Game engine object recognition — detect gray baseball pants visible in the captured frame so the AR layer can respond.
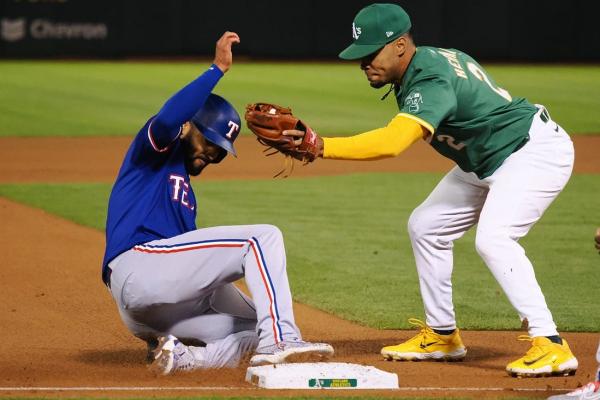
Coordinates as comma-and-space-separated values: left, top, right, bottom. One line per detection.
108, 224, 302, 367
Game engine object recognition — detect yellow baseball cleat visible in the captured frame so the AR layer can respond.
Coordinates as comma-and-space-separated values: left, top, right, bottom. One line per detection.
506, 335, 578, 378
381, 319, 467, 361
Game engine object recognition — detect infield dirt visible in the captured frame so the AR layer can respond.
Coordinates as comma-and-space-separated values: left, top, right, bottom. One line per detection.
1, 136, 599, 398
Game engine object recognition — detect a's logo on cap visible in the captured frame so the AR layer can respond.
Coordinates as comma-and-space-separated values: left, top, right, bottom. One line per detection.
386, 31, 394, 38
352, 22, 362, 40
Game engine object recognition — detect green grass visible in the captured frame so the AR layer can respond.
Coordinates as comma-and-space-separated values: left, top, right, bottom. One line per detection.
1, 61, 599, 136
486, 65, 600, 133
1, 173, 598, 331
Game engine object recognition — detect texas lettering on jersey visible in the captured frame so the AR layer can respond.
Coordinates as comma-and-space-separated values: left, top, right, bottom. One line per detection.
169, 174, 195, 211
102, 64, 226, 285
102, 124, 199, 274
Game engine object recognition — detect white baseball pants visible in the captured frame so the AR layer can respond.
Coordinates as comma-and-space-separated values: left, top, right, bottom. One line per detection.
409, 107, 574, 337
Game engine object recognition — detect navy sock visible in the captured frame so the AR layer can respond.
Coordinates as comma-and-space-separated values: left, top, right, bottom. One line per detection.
433, 328, 456, 335
546, 335, 563, 345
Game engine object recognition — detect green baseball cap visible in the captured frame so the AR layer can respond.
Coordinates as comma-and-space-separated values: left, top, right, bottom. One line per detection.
339, 3, 412, 60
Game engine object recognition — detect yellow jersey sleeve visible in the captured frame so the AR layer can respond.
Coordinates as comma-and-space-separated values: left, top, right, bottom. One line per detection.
322, 114, 429, 160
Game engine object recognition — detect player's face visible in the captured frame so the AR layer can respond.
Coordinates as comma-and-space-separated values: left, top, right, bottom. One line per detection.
181, 122, 226, 176
360, 38, 407, 88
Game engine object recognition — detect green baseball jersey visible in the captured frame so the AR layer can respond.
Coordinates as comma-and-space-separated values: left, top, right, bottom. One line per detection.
394, 46, 537, 179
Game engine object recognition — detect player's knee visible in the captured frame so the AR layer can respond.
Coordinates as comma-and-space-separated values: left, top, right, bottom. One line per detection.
264, 224, 283, 239
253, 224, 284, 243
474, 233, 492, 258
407, 208, 435, 241
474, 227, 508, 258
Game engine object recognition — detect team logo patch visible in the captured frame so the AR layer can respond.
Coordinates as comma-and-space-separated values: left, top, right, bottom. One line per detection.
405, 91, 423, 113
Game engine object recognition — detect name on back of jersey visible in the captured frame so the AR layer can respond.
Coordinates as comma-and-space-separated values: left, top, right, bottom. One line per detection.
436, 48, 467, 79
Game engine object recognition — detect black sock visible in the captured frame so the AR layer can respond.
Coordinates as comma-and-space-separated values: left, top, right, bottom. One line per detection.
546, 335, 562, 345
433, 328, 456, 335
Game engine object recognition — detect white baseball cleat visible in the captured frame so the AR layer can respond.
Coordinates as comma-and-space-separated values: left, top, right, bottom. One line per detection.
249, 340, 334, 366
149, 335, 203, 375
547, 381, 600, 400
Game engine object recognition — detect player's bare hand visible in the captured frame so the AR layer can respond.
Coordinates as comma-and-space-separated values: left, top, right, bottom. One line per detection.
283, 129, 324, 157
595, 227, 600, 253
213, 31, 240, 74
283, 129, 305, 146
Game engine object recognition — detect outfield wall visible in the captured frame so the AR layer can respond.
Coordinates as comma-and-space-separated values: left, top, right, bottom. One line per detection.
1, 0, 599, 61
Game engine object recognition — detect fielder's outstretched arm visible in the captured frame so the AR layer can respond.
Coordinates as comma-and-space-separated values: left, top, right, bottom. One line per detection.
322, 114, 430, 160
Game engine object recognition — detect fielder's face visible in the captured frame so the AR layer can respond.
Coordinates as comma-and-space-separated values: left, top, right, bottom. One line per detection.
181, 122, 226, 176
360, 37, 409, 88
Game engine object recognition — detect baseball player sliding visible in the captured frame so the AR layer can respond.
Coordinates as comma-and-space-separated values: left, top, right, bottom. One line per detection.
278, 3, 577, 377
102, 31, 333, 374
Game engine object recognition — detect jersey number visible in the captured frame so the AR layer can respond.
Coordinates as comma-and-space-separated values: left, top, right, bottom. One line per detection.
466, 62, 512, 102
435, 61, 511, 152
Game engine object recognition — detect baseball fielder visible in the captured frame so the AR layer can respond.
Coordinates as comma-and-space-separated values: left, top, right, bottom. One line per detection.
548, 228, 600, 399
102, 31, 332, 374
284, 3, 576, 377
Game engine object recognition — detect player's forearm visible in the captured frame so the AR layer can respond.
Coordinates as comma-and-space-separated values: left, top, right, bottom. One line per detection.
322, 115, 427, 160
152, 65, 224, 145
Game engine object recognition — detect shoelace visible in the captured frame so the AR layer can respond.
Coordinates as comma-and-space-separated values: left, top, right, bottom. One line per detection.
517, 334, 534, 342
406, 318, 436, 343
516, 335, 554, 360
408, 318, 428, 328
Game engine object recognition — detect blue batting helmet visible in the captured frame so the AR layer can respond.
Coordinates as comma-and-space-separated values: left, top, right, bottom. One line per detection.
191, 94, 241, 156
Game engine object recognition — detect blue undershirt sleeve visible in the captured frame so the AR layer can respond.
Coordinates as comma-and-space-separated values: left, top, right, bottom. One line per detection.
148, 64, 224, 151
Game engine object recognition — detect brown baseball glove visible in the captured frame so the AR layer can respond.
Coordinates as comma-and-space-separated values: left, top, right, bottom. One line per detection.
244, 103, 321, 164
